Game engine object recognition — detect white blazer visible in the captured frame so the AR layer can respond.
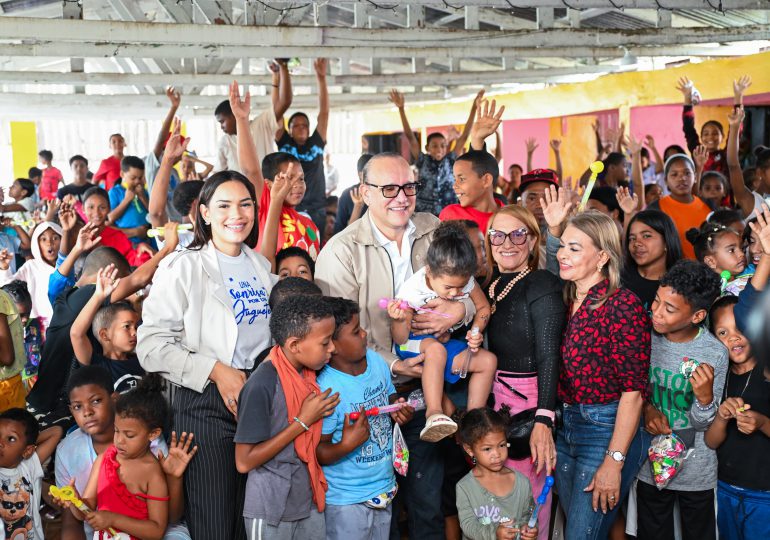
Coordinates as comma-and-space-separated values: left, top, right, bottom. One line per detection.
137, 240, 276, 393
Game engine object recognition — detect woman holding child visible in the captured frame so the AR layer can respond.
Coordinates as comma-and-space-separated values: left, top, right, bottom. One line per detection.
138, 171, 276, 540
541, 186, 651, 540
484, 204, 565, 539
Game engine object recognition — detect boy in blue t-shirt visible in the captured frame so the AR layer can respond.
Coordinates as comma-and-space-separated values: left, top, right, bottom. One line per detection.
317, 298, 414, 540
108, 155, 150, 244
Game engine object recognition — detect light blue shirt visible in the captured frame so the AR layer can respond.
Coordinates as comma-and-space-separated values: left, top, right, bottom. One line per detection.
108, 183, 150, 232
318, 349, 397, 505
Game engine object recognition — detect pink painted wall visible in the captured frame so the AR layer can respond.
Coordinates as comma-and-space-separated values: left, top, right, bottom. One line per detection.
629, 105, 688, 155
501, 118, 550, 172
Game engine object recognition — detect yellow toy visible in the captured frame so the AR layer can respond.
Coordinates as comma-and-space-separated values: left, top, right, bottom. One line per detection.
578, 161, 605, 211
49, 485, 120, 538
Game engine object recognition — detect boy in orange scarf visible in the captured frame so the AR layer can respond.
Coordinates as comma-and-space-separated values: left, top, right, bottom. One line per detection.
235, 294, 340, 539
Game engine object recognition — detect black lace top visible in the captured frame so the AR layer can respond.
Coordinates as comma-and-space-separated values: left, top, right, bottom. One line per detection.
486, 269, 566, 412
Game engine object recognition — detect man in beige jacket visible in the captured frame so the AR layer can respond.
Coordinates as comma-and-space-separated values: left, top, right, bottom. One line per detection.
315, 152, 474, 539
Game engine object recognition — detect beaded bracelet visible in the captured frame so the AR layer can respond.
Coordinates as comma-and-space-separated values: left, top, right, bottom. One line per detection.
293, 416, 310, 431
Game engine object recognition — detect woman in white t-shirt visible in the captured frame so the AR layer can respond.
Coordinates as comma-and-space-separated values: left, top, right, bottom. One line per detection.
137, 171, 277, 540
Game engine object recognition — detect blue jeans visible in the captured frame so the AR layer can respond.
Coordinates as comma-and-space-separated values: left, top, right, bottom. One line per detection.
389, 407, 445, 540
717, 480, 770, 540
555, 401, 648, 540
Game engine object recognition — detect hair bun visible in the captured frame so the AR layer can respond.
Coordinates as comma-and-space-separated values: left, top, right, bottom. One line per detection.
433, 221, 468, 242
754, 145, 770, 158
135, 373, 166, 395
685, 227, 701, 247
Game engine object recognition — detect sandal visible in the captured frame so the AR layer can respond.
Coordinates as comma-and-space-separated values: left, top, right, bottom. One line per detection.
420, 413, 458, 442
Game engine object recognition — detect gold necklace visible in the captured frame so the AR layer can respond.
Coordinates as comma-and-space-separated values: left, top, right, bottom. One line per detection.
489, 268, 530, 314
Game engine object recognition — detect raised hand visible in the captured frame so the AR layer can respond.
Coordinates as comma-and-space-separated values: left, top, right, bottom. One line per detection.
733, 75, 752, 100
350, 185, 363, 207
135, 243, 155, 258
728, 106, 745, 128
549, 139, 562, 153
298, 388, 341, 426
525, 137, 539, 155
271, 166, 293, 205
388, 89, 405, 109
539, 184, 573, 233
644, 134, 657, 150
94, 264, 120, 300
58, 202, 77, 231
75, 222, 102, 252
627, 134, 643, 155
158, 431, 198, 479
228, 80, 251, 121
676, 76, 694, 103
164, 117, 190, 164
748, 204, 770, 255
615, 186, 639, 216
314, 58, 328, 78
166, 86, 181, 109
693, 144, 708, 170
471, 98, 505, 142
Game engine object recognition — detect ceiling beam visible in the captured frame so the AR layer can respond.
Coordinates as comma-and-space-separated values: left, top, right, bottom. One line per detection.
332, 0, 770, 7
1, 17, 767, 59
0, 64, 626, 87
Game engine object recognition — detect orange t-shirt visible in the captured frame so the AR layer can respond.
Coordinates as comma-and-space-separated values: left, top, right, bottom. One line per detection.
656, 195, 711, 260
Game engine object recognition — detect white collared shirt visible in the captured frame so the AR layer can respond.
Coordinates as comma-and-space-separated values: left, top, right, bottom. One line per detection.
369, 213, 417, 290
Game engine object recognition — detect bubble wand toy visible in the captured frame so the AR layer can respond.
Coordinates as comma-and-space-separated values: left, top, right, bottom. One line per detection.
455, 326, 480, 379
378, 298, 451, 318
49, 485, 119, 538
515, 475, 555, 539
349, 389, 425, 420
578, 161, 605, 211
147, 223, 193, 238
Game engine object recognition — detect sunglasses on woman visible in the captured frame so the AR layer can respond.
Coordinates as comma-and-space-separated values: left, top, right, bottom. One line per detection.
488, 228, 529, 246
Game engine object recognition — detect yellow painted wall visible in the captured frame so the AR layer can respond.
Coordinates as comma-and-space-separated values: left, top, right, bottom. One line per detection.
10, 122, 37, 179
366, 51, 770, 131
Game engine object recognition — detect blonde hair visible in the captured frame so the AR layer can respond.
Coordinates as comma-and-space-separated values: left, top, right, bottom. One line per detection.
484, 205, 541, 285
563, 210, 622, 309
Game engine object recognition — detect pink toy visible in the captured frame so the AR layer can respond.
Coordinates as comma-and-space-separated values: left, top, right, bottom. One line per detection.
350, 390, 425, 420
378, 298, 450, 318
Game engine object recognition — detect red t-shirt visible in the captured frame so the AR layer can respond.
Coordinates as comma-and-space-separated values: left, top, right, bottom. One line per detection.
39, 167, 63, 200
100, 226, 152, 267
257, 186, 320, 260
655, 195, 711, 260
94, 156, 122, 191
438, 199, 503, 233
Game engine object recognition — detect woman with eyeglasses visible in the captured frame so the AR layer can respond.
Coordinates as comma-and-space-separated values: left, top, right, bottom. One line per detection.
483, 204, 566, 540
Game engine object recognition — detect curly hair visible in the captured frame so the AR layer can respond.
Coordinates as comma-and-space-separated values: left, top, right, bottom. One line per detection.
269, 294, 334, 346
659, 260, 721, 312
325, 297, 360, 340
115, 374, 168, 432
685, 221, 741, 263
458, 407, 508, 447
426, 221, 478, 280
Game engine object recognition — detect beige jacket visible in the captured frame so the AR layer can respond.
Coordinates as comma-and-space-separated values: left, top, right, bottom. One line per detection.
137, 241, 276, 393
315, 211, 474, 383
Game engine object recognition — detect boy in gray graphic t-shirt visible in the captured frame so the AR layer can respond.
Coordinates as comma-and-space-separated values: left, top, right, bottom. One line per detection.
636, 261, 728, 539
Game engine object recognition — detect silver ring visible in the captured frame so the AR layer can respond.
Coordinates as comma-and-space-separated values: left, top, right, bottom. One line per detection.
609, 496, 616, 501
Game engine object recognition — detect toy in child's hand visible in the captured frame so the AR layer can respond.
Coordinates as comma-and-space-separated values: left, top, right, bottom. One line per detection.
350, 389, 425, 420
720, 270, 731, 292
147, 223, 193, 238
648, 433, 691, 490
378, 298, 451, 318
527, 475, 554, 529
679, 357, 700, 379
578, 161, 605, 211
49, 485, 120, 538
455, 326, 480, 379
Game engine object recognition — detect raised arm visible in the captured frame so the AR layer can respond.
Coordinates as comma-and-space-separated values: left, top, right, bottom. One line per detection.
149, 118, 188, 227
470, 98, 505, 151
645, 135, 664, 175
259, 167, 293, 270
231, 81, 266, 201
525, 138, 538, 172
677, 76, 700, 153
727, 107, 755, 216
389, 89, 419, 161
628, 135, 645, 212
111, 222, 179, 301
550, 139, 563, 184
152, 87, 181, 160
692, 145, 707, 197
70, 266, 120, 365
274, 60, 293, 122
453, 90, 483, 154
314, 58, 329, 142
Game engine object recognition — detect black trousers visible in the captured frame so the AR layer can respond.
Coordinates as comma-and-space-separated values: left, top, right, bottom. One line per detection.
636, 479, 716, 540
174, 384, 247, 540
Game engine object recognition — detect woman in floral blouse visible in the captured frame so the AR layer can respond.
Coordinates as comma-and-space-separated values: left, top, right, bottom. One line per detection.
541, 186, 651, 540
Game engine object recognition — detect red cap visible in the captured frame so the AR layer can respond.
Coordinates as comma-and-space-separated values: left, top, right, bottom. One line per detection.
519, 169, 559, 192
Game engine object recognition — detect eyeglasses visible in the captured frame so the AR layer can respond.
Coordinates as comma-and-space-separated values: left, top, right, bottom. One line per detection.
488, 228, 529, 246
363, 182, 421, 198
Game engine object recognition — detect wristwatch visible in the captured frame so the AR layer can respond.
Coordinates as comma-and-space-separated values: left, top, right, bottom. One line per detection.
605, 449, 626, 462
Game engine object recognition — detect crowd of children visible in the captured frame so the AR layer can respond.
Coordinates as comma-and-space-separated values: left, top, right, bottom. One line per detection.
1, 68, 769, 540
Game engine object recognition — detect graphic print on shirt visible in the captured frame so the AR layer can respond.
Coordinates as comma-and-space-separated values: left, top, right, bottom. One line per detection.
649, 360, 695, 429
348, 380, 392, 465
227, 276, 270, 325
474, 503, 503, 526
0, 476, 33, 540
280, 211, 319, 260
